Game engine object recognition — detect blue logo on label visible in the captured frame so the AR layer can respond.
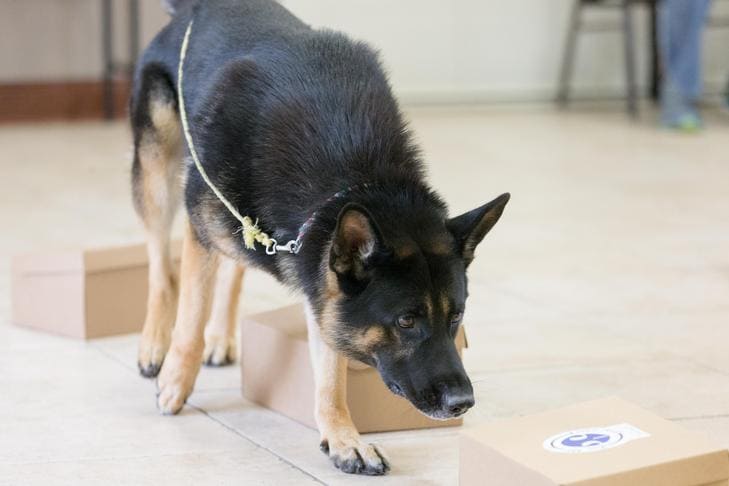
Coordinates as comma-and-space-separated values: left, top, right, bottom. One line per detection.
543, 424, 648, 454
559, 433, 618, 449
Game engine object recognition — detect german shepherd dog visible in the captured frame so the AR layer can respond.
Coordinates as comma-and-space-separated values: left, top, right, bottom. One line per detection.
131, 0, 509, 475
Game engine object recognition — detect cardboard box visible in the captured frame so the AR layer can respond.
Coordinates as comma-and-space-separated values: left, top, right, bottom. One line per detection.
11, 242, 179, 339
241, 304, 467, 433
460, 397, 729, 486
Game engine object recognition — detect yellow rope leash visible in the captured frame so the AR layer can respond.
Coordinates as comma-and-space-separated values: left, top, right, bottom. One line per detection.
177, 21, 273, 251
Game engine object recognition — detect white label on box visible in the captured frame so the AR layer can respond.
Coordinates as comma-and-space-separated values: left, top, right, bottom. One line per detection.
543, 423, 650, 454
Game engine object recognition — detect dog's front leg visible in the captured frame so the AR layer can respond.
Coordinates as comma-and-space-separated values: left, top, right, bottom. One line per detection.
305, 302, 390, 475
156, 222, 219, 414
203, 256, 244, 366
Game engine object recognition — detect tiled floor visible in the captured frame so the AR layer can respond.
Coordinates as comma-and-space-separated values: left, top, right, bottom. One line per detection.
1, 105, 728, 485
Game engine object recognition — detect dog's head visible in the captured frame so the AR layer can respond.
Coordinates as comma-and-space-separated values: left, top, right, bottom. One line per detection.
322, 192, 510, 420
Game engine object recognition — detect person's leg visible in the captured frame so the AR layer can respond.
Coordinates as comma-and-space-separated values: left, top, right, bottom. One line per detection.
659, 0, 712, 128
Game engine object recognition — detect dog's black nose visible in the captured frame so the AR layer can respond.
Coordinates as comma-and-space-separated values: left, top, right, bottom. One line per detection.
444, 392, 475, 416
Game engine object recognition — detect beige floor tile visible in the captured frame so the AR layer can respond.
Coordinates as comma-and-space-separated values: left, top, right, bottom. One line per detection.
467, 355, 729, 426
0, 450, 320, 486
92, 333, 242, 393
0, 346, 318, 484
0, 347, 232, 463
0, 319, 88, 351
589, 311, 729, 374
188, 390, 461, 486
462, 314, 648, 374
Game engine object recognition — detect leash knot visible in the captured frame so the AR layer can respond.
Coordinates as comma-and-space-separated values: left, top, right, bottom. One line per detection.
241, 217, 273, 251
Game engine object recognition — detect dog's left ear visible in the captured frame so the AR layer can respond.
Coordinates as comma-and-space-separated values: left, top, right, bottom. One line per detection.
447, 193, 510, 266
330, 203, 385, 283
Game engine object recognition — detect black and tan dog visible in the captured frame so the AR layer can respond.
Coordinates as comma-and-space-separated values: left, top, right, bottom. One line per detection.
131, 0, 509, 475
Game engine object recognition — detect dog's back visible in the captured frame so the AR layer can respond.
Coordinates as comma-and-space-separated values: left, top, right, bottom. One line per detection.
134, 0, 427, 273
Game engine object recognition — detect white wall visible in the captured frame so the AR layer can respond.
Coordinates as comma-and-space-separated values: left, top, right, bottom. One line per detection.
284, 0, 729, 103
0, 0, 168, 82
2, 0, 728, 103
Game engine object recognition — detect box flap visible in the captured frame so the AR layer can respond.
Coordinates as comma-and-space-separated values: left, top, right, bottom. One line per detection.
462, 397, 729, 486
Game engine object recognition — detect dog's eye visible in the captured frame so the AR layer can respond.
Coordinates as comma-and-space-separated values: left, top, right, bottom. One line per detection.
450, 312, 463, 325
397, 314, 416, 329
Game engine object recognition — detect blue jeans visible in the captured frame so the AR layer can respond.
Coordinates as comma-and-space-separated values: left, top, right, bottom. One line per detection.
658, 0, 712, 122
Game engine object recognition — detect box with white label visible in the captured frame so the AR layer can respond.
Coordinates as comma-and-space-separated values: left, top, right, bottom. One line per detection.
460, 397, 729, 485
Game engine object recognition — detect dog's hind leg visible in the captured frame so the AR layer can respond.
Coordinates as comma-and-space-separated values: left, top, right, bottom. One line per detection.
157, 221, 219, 414
305, 301, 390, 476
131, 64, 183, 378
203, 256, 245, 366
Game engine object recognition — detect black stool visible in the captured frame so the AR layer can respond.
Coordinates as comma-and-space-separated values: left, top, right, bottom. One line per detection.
556, 0, 659, 117
100, 0, 141, 120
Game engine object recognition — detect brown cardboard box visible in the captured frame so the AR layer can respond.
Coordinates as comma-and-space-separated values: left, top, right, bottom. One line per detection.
241, 303, 467, 433
460, 397, 729, 486
11, 242, 179, 339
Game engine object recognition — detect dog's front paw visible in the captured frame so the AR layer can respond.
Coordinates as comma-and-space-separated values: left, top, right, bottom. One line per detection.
155, 346, 201, 415
138, 331, 170, 378
320, 435, 390, 475
203, 333, 236, 367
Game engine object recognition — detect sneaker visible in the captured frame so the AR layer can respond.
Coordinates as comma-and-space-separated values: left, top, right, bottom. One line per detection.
662, 112, 702, 132
661, 83, 702, 131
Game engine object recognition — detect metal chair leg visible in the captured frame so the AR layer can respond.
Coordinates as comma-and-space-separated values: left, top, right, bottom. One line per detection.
101, 0, 114, 120
622, 0, 639, 117
129, 0, 140, 75
557, 0, 583, 107
648, 0, 660, 102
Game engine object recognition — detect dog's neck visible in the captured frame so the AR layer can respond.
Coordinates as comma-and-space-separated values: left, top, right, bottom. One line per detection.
293, 182, 374, 251
289, 177, 447, 302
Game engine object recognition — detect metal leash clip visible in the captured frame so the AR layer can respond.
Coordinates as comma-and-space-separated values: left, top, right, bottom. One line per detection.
265, 238, 302, 255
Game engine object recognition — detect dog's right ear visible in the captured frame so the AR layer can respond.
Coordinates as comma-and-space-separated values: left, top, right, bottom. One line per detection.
330, 203, 384, 284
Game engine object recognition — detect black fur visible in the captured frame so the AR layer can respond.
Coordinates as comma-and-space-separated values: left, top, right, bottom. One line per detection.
134, 0, 436, 290
132, 0, 509, 428
162, 0, 193, 15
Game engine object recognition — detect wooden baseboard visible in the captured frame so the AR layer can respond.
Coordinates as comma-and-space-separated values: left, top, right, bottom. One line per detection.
0, 79, 131, 123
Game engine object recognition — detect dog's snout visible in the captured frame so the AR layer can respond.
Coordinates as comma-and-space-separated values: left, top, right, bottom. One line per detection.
443, 391, 474, 417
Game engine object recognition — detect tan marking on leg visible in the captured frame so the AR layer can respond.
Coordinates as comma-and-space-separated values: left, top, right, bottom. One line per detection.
191, 193, 244, 259
304, 300, 389, 475
135, 99, 184, 378
150, 99, 182, 148
204, 256, 244, 366
156, 222, 219, 414
319, 254, 345, 348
